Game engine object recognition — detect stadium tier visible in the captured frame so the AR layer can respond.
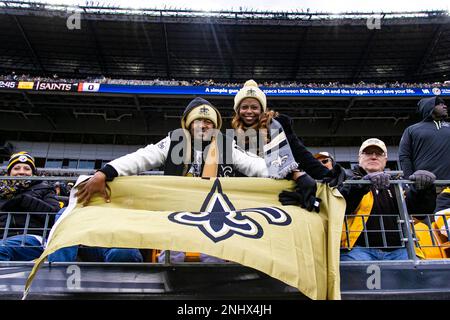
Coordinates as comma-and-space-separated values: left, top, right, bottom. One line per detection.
0, 1, 448, 150
0, 81, 445, 159
0, 1, 449, 82
1, 78, 450, 97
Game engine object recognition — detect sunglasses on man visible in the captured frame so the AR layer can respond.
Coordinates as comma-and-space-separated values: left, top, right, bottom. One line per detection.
320, 158, 331, 164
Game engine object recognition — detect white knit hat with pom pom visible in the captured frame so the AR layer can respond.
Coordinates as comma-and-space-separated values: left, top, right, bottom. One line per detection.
233, 79, 267, 113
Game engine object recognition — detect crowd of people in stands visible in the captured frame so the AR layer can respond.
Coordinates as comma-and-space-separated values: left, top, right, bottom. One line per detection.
0, 79, 448, 263
1, 73, 449, 88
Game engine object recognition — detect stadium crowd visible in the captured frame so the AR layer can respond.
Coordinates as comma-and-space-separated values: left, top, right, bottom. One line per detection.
1, 73, 449, 88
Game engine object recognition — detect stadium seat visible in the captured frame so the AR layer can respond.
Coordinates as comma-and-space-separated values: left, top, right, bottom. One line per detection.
185, 252, 201, 262
414, 221, 450, 259
150, 249, 160, 263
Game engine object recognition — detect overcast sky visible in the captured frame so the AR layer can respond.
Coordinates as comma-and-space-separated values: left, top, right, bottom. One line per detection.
39, 0, 450, 12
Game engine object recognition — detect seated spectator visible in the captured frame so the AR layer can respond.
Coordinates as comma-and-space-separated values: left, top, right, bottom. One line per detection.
66, 182, 74, 193
52, 181, 70, 208
53, 182, 62, 196
339, 138, 436, 261
313, 152, 335, 170
0, 152, 60, 261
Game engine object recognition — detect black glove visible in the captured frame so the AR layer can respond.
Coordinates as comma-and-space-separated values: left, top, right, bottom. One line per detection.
322, 164, 347, 187
274, 114, 294, 135
409, 170, 436, 190
20, 194, 54, 212
279, 173, 321, 212
363, 171, 390, 189
1, 194, 25, 211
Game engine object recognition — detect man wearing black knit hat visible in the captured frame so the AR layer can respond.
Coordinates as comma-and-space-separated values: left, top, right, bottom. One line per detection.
399, 97, 450, 179
399, 97, 449, 182
399, 96, 450, 239
77, 97, 268, 206
51, 97, 269, 263
6, 151, 37, 176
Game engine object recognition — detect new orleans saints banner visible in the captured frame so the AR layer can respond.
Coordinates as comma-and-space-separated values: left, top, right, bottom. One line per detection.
25, 176, 345, 300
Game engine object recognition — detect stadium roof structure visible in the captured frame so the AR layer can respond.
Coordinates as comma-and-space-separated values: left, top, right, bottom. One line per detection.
0, 1, 449, 148
0, 1, 450, 83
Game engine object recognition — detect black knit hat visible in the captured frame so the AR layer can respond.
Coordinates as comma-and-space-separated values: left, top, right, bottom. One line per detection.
7, 151, 37, 175
180, 97, 222, 130
435, 97, 445, 106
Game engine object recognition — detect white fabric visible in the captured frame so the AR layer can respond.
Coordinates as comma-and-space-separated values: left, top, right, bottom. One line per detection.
108, 135, 268, 178
108, 135, 170, 176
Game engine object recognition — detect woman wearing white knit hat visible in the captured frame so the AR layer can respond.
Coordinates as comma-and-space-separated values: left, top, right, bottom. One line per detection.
232, 79, 346, 180
231, 80, 329, 212
231, 79, 276, 149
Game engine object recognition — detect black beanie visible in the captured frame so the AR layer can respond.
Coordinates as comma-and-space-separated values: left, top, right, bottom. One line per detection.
181, 97, 223, 130
7, 151, 37, 175
435, 97, 445, 106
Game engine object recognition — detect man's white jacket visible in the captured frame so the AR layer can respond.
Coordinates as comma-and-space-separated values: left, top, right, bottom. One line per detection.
108, 134, 269, 177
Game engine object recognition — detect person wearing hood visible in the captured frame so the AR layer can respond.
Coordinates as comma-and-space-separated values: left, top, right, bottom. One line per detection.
78, 97, 268, 196
58, 97, 269, 263
399, 96, 450, 239
399, 96, 449, 180
0, 152, 60, 261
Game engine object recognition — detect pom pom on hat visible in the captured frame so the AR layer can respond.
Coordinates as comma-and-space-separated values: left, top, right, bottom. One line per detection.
244, 79, 258, 87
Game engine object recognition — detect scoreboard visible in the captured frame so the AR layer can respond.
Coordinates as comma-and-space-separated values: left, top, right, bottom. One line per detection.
1, 80, 449, 98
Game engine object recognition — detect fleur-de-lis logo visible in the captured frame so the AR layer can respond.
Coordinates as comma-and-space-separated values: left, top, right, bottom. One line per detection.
271, 155, 288, 167
199, 106, 210, 115
246, 88, 257, 97
168, 179, 291, 242
157, 140, 166, 149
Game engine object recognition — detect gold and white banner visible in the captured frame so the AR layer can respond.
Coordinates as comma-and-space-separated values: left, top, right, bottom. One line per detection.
25, 176, 345, 300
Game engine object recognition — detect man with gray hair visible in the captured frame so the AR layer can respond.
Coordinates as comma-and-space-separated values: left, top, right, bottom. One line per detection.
339, 138, 436, 261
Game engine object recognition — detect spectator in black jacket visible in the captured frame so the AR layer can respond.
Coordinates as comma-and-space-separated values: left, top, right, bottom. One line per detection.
399, 97, 449, 181
313, 152, 335, 170
0, 152, 60, 261
399, 97, 450, 238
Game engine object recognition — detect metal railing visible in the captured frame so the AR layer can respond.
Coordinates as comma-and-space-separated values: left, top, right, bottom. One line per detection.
1, 212, 55, 247
341, 180, 450, 261
0, 176, 449, 261
342, 214, 406, 249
